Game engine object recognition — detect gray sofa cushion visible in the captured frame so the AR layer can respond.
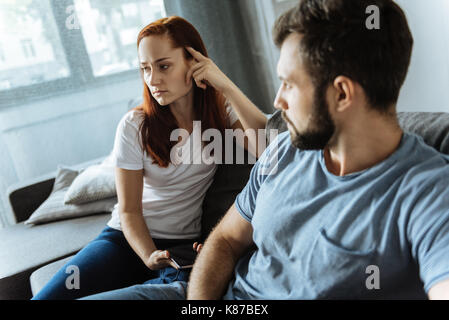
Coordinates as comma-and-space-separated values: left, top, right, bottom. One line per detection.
30, 255, 74, 297
266, 110, 449, 155
397, 112, 449, 155
0, 214, 109, 299
201, 163, 252, 242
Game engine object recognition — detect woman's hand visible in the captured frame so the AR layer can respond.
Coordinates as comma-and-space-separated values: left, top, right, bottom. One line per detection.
193, 242, 203, 253
185, 47, 232, 93
145, 250, 178, 270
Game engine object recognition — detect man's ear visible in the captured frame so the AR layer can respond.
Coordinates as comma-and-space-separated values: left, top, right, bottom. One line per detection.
332, 76, 356, 112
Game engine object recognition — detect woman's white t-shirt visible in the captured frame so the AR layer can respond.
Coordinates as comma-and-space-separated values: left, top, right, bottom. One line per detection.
107, 106, 239, 239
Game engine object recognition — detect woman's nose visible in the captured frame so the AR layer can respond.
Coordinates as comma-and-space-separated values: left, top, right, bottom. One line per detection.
149, 72, 161, 86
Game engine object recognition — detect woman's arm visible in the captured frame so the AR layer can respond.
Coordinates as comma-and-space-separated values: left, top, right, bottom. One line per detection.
115, 167, 176, 270
185, 47, 268, 158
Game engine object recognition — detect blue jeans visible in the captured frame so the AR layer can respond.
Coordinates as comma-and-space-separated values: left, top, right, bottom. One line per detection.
32, 226, 194, 300
80, 280, 188, 300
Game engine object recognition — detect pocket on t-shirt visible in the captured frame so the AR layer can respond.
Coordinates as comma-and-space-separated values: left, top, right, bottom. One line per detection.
305, 228, 377, 299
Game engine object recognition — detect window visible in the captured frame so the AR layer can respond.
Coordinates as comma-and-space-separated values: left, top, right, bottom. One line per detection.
74, 0, 166, 77
0, 43, 5, 62
21, 39, 36, 59
0, 0, 165, 103
0, 0, 70, 91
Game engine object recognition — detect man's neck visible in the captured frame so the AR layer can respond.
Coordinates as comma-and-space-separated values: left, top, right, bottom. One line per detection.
323, 116, 403, 176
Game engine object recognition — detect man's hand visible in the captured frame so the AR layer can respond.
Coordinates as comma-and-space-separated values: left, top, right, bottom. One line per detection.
187, 204, 254, 299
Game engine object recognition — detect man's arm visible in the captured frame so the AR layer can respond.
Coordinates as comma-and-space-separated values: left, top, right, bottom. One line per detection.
428, 278, 449, 299
187, 204, 254, 300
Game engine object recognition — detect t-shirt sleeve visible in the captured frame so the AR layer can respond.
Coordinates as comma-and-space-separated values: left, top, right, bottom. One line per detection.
234, 132, 284, 222
407, 173, 449, 293
111, 111, 144, 170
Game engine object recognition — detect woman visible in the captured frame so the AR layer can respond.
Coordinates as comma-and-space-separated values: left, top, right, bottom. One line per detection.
32, 16, 267, 300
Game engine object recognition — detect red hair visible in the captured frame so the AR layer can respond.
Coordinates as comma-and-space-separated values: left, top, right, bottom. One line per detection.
133, 16, 228, 167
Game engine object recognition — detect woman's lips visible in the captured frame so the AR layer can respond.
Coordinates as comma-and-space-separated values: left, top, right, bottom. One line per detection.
153, 90, 167, 96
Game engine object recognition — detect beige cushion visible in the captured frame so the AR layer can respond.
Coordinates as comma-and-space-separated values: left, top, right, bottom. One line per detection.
64, 155, 116, 205
24, 166, 116, 225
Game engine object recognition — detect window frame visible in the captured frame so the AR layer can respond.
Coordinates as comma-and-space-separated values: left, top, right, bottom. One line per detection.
0, 0, 150, 108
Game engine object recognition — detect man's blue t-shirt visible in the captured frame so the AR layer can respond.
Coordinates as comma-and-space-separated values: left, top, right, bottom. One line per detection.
224, 131, 449, 299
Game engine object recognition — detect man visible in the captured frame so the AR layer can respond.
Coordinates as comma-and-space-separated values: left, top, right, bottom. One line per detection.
187, 0, 449, 299
83, 0, 449, 300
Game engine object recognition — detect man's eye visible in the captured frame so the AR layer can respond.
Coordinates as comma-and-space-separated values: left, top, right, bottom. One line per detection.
283, 82, 291, 89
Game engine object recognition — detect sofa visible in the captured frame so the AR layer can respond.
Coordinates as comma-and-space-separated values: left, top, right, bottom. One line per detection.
0, 129, 254, 300
1, 109, 449, 300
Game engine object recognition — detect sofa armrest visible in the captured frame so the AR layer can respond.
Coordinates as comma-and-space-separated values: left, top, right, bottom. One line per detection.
7, 175, 56, 224
0, 214, 110, 299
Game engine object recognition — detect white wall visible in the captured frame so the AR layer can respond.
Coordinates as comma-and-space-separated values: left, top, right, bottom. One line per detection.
395, 0, 449, 112
266, 0, 449, 113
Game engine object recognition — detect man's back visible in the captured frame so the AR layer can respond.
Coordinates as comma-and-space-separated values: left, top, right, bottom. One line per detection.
224, 131, 449, 299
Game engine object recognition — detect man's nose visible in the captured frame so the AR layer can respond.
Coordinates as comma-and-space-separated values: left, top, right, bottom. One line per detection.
274, 89, 287, 111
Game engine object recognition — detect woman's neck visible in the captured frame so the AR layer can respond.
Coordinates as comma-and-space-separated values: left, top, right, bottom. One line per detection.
169, 88, 195, 132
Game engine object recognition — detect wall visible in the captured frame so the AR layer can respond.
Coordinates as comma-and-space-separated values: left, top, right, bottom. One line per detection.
243, 0, 449, 114
164, 0, 275, 114
395, 0, 449, 112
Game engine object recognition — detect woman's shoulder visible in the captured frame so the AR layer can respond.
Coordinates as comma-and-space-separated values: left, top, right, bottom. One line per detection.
120, 108, 145, 130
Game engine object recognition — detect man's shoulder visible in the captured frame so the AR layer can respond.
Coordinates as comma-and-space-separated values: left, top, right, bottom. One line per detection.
261, 130, 295, 161
259, 130, 287, 157
400, 133, 449, 194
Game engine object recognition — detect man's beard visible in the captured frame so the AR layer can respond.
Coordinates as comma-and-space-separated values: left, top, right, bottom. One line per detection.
282, 86, 335, 150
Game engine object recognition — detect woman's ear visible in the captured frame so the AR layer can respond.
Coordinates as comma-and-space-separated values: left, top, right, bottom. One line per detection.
187, 57, 196, 67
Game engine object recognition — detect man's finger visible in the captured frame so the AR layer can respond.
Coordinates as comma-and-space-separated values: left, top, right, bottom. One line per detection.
186, 46, 206, 62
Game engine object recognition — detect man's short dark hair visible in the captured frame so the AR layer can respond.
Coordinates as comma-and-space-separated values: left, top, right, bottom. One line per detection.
273, 0, 413, 112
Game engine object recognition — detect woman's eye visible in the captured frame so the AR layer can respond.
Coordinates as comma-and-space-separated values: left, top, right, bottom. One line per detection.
160, 65, 169, 71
